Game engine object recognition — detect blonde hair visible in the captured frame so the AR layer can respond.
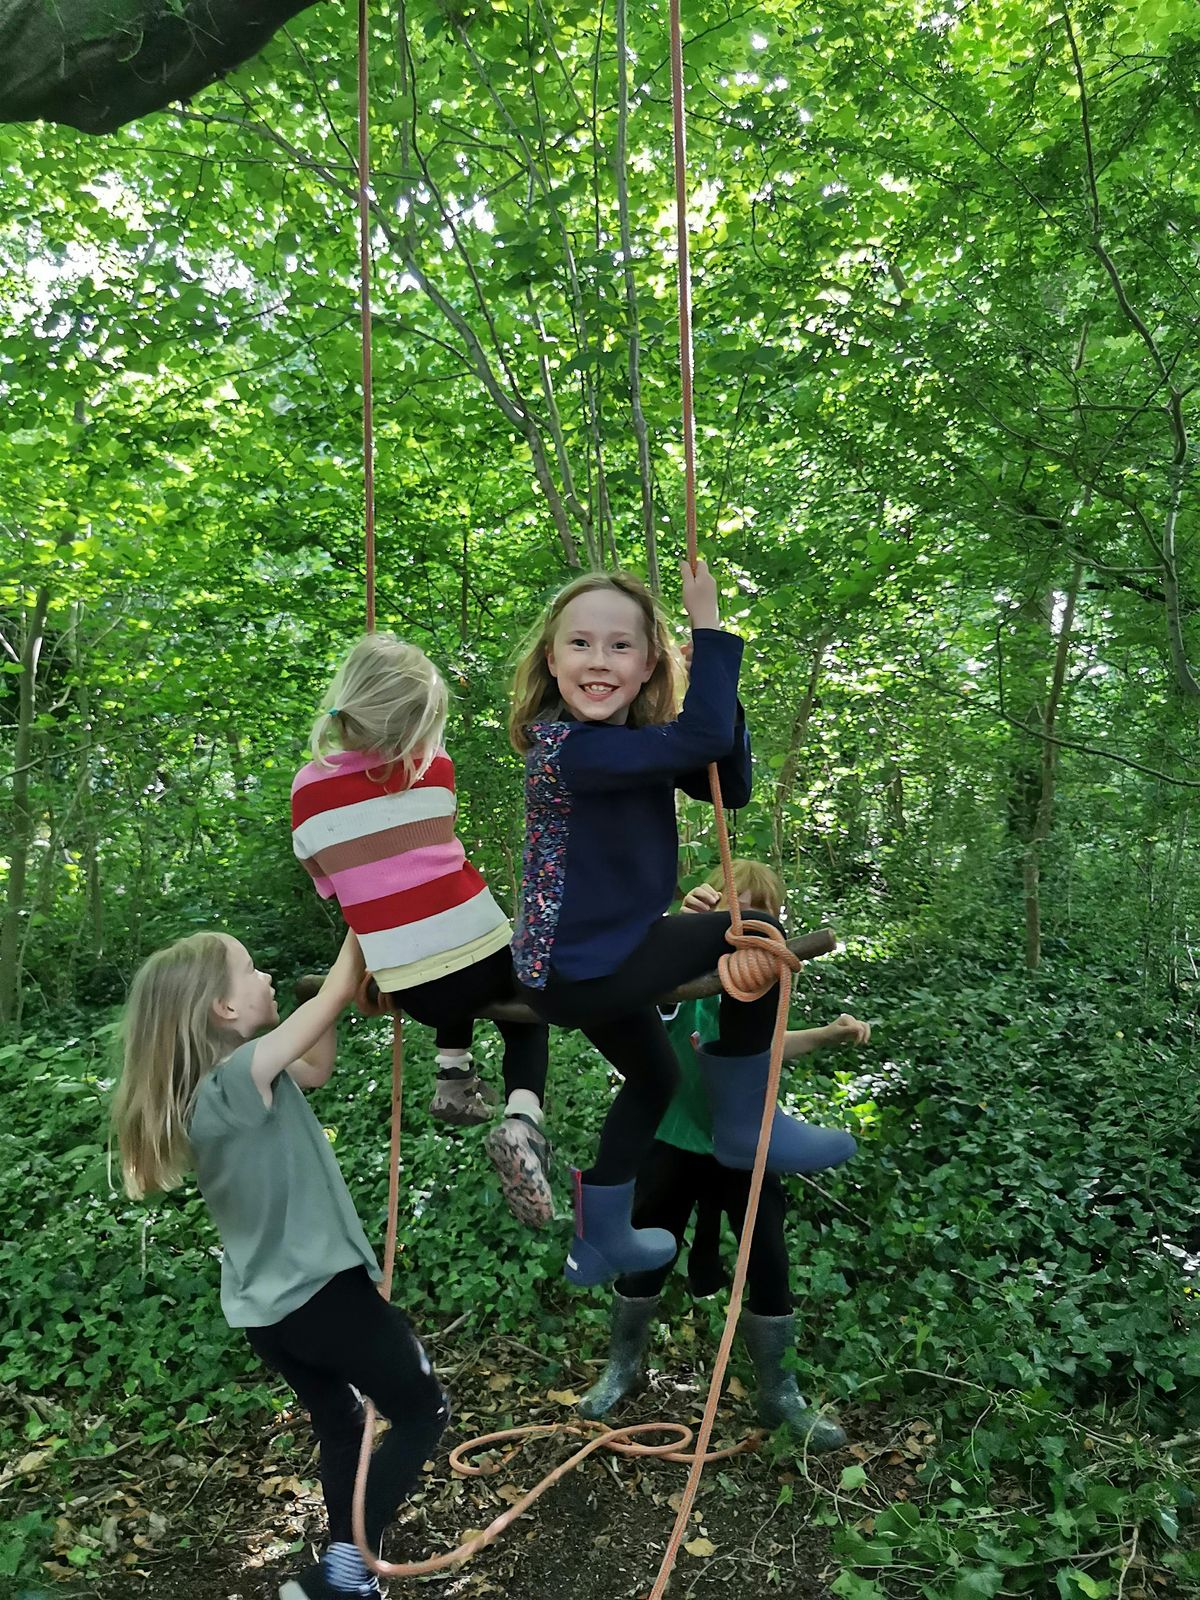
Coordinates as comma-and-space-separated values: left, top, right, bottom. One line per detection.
112, 932, 234, 1198
311, 633, 449, 783
508, 571, 684, 753
702, 858, 786, 918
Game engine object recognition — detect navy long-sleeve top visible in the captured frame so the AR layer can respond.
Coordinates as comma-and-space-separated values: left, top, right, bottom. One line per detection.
513, 628, 751, 987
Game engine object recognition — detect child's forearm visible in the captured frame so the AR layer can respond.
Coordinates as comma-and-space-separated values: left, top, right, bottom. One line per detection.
295, 1021, 339, 1084
251, 933, 362, 1091
782, 1015, 872, 1061
781, 1027, 827, 1062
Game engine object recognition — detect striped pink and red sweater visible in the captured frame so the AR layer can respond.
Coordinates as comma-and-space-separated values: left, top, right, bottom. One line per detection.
291, 748, 511, 988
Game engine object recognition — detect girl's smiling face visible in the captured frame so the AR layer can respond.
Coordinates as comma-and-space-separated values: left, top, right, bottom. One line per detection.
547, 590, 657, 726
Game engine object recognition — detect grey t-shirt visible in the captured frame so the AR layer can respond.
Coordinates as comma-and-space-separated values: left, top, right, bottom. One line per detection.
188, 1041, 380, 1328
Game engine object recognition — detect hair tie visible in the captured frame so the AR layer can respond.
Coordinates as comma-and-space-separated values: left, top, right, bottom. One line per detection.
327, 706, 340, 718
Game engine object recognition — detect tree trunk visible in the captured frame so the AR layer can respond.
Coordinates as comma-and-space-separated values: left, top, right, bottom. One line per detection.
1004, 584, 1053, 853
0, 0, 321, 133
0, 584, 51, 1025
70, 603, 104, 965
1023, 562, 1082, 972
225, 726, 248, 797
769, 628, 834, 872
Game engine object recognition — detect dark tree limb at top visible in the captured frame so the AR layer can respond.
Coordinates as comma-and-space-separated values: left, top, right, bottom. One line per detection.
0, 0, 324, 134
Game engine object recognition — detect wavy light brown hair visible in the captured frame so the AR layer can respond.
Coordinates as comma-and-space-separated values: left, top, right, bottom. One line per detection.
508, 571, 684, 753
111, 932, 235, 1198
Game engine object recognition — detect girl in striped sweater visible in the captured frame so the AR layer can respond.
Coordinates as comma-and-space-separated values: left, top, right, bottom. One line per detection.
292, 633, 552, 1229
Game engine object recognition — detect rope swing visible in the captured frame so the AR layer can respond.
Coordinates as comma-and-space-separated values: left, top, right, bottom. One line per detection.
347, 4, 815, 1593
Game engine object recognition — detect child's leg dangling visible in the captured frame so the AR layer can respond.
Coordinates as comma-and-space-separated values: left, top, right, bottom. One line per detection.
483, 1010, 554, 1228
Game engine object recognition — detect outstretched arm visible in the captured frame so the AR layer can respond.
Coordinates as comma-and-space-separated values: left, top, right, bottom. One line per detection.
250, 931, 364, 1102
782, 1013, 871, 1063
287, 1012, 341, 1090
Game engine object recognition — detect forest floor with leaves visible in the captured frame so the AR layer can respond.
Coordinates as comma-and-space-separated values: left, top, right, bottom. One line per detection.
6, 960, 1200, 1597
9, 1333, 930, 1600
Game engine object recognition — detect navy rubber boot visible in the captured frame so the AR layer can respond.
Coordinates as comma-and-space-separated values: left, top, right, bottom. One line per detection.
696, 1045, 857, 1174
564, 1171, 677, 1287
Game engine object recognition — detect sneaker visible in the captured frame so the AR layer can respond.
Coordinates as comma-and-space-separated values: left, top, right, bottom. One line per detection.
484, 1113, 554, 1228
279, 1564, 383, 1599
428, 1073, 497, 1127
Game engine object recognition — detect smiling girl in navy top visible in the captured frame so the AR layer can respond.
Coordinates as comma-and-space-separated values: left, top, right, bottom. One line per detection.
509, 561, 854, 1286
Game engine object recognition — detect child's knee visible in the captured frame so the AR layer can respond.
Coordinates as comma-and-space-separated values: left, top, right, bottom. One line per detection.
412, 1362, 452, 1452
311, 1390, 367, 1450
404, 1330, 452, 1432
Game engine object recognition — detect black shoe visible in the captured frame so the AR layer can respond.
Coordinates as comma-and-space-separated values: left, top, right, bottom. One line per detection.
279, 1565, 383, 1600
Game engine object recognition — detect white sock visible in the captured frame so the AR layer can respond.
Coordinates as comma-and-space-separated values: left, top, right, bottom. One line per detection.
505, 1089, 543, 1124
436, 1050, 472, 1079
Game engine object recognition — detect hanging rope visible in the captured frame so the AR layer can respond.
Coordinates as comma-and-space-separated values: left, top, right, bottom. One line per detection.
357, 0, 377, 634
670, 0, 698, 575
345, 2, 817, 1593
641, 6, 804, 1592
356, 0, 406, 1403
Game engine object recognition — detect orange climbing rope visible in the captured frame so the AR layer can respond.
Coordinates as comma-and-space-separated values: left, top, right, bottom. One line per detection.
643, 12, 806, 1589
347, 4, 810, 1595
357, 0, 376, 635
356, 0, 407, 1399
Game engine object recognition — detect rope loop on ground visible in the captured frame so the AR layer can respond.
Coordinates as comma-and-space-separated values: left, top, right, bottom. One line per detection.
355, 1416, 763, 1579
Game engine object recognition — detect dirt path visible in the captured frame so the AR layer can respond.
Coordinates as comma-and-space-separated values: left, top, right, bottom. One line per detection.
15, 1359, 916, 1600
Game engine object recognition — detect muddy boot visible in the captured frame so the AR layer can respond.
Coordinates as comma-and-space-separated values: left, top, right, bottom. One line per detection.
564, 1173, 676, 1288
428, 1072, 497, 1127
740, 1309, 847, 1452
578, 1292, 661, 1419
696, 1045, 857, 1174
484, 1113, 555, 1228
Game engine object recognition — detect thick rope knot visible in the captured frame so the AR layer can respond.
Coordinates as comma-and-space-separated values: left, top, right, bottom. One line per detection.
717, 916, 803, 1003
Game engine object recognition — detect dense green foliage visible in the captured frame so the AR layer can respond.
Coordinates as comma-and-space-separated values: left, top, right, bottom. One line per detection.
4, 0, 1200, 1015
2, 0, 1199, 1591
2, 941, 1197, 1590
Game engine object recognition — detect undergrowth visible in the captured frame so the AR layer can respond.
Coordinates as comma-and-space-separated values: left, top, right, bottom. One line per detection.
1, 941, 1197, 1593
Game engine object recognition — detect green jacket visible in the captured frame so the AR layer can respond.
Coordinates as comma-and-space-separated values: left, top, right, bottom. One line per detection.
654, 994, 721, 1156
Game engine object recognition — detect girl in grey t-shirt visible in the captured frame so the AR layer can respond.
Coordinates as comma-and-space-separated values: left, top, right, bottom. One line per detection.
113, 928, 448, 1600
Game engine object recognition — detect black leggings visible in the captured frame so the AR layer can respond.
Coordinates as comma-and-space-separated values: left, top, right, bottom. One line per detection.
519, 911, 782, 1185
383, 945, 548, 1101
245, 1268, 449, 1553
616, 1141, 791, 1316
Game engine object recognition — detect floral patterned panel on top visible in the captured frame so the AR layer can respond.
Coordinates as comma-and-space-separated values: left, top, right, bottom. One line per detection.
512, 721, 573, 988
